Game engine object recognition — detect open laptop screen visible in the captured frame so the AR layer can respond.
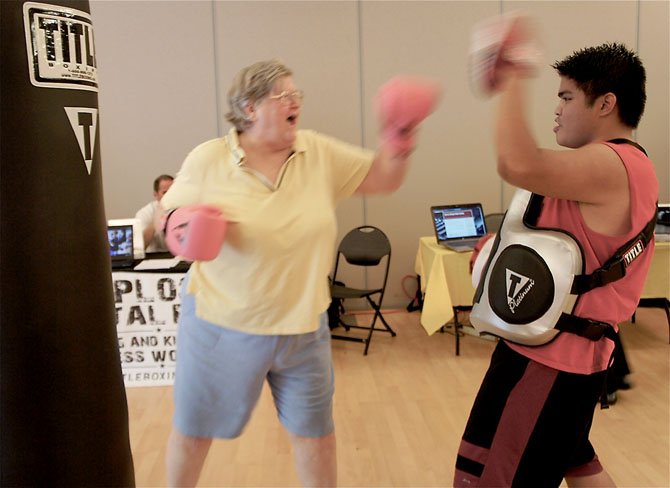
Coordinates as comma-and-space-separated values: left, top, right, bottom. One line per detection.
107, 224, 134, 263
431, 203, 487, 244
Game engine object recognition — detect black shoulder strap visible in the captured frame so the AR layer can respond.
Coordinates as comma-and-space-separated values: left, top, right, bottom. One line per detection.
571, 211, 657, 294
606, 138, 648, 156
523, 193, 544, 226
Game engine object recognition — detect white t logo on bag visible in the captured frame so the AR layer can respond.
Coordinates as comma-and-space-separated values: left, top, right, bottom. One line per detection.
64, 107, 98, 174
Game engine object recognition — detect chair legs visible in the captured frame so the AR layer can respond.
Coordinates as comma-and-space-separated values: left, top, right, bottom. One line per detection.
331, 300, 396, 355
368, 298, 396, 336
634, 298, 670, 344
362, 308, 396, 355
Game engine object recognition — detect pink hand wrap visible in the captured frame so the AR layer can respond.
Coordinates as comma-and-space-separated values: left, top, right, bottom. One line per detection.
375, 76, 441, 154
164, 204, 227, 261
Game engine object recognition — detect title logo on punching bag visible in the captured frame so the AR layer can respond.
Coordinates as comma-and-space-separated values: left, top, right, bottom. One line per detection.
23, 2, 98, 91
64, 107, 98, 174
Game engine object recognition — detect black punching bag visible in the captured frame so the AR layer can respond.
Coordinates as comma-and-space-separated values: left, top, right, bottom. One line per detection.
1, 1, 135, 485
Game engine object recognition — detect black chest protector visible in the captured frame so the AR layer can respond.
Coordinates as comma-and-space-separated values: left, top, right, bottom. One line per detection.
470, 186, 656, 346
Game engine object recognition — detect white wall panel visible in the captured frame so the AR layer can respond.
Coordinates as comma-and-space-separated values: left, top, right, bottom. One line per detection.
91, 0, 218, 219
638, 0, 670, 202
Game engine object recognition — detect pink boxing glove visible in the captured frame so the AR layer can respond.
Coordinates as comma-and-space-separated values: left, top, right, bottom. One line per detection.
163, 204, 227, 261
375, 76, 441, 155
468, 11, 543, 97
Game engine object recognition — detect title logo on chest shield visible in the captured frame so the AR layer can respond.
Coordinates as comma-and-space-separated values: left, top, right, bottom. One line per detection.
505, 269, 534, 312
488, 245, 554, 324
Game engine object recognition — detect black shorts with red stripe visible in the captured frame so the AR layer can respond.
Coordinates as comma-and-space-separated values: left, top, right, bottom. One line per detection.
454, 340, 607, 487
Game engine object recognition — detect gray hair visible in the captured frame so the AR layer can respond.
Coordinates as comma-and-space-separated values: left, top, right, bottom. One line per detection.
225, 59, 293, 132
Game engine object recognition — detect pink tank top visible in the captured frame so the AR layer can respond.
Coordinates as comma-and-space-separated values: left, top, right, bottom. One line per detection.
507, 141, 659, 374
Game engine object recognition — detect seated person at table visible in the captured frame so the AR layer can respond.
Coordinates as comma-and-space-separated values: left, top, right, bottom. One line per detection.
135, 174, 173, 252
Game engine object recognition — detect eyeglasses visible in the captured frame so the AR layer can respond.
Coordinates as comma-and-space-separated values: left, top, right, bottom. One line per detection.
268, 90, 304, 106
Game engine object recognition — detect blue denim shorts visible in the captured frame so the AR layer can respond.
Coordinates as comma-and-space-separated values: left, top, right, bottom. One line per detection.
173, 285, 334, 439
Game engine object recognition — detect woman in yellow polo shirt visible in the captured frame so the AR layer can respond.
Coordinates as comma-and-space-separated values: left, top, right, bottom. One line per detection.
161, 59, 438, 487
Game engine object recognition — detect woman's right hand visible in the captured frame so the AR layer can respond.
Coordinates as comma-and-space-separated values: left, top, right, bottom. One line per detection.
163, 205, 228, 261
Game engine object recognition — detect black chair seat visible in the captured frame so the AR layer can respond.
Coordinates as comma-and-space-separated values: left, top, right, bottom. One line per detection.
331, 283, 383, 300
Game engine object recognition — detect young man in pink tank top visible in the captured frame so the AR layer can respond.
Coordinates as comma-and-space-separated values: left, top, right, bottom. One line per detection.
455, 20, 659, 488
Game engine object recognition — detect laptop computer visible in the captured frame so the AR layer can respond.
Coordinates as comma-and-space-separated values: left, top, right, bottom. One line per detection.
430, 203, 488, 252
108, 218, 145, 259
108, 224, 136, 270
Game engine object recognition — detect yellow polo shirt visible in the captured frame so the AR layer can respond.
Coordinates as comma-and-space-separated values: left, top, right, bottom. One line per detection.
161, 128, 373, 334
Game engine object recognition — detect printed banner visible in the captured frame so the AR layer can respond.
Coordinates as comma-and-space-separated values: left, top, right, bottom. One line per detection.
113, 272, 184, 387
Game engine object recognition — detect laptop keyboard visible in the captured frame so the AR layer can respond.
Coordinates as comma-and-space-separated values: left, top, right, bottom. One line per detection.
444, 239, 479, 252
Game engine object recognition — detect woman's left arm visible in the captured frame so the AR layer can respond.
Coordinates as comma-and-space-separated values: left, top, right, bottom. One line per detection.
355, 147, 411, 195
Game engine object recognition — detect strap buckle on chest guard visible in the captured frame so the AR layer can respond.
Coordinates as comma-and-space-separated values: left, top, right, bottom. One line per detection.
571, 234, 652, 296
555, 314, 616, 341
571, 259, 626, 294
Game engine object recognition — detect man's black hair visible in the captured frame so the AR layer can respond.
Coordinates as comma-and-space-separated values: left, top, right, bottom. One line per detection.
153, 174, 174, 193
552, 43, 646, 128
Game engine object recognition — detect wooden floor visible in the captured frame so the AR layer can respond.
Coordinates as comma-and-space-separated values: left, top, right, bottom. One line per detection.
126, 307, 669, 487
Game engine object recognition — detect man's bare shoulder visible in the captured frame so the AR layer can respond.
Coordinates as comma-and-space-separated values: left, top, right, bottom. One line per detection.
526, 142, 629, 204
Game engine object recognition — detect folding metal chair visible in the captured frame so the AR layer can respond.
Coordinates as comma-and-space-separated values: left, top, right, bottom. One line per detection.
330, 226, 395, 355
